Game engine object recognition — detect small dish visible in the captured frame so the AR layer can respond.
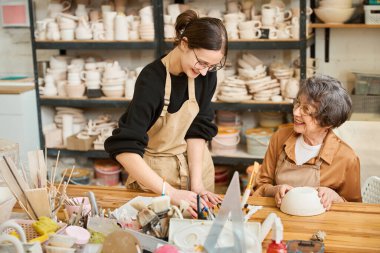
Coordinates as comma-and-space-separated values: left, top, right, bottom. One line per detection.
280, 187, 325, 216
48, 234, 77, 248
45, 245, 76, 253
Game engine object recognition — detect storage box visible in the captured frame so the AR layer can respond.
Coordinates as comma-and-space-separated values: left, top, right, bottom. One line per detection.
364, 5, 380, 24
353, 72, 380, 95
66, 134, 97, 151
351, 94, 380, 113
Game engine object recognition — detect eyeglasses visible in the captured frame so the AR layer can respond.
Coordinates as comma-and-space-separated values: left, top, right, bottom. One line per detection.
293, 98, 316, 117
192, 49, 225, 72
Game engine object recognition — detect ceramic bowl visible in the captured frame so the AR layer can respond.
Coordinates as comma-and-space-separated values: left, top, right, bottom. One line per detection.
65, 84, 85, 98
102, 88, 124, 97
315, 7, 355, 24
48, 234, 77, 248
45, 245, 75, 253
280, 187, 326, 216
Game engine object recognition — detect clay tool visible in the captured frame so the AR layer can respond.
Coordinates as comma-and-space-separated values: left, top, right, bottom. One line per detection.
161, 177, 166, 196
87, 191, 99, 216
196, 194, 202, 219
241, 161, 260, 208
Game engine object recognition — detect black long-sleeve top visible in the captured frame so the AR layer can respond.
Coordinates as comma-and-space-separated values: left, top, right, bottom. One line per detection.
104, 57, 218, 158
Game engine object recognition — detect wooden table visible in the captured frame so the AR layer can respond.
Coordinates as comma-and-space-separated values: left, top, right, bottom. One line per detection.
62, 185, 380, 253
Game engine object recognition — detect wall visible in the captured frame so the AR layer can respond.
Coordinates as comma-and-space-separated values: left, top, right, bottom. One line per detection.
0, 28, 33, 77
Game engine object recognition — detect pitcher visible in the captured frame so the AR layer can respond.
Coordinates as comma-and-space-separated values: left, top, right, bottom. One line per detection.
47, 0, 71, 18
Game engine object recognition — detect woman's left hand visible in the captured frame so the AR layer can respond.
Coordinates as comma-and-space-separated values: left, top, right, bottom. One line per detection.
199, 190, 223, 206
192, 184, 223, 206
316, 187, 344, 210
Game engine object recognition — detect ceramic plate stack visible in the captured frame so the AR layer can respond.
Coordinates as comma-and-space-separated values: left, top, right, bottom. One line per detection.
271, 65, 294, 80
102, 70, 125, 98
217, 76, 251, 102
139, 23, 155, 40
237, 53, 266, 80
246, 76, 280, 101
139, 5, 155, 40
54, 107, 86, 130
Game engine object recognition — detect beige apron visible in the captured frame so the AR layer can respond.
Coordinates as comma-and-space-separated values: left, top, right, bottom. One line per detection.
126, 53, 215, 192
274, 150, 322, 187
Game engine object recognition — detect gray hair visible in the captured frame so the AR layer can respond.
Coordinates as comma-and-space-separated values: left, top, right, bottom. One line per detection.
298, 74, 352, 128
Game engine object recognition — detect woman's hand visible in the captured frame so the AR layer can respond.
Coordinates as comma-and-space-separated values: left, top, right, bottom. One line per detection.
274, 184, 293, 207
167, 187, 208, 218
192, 184, 223, 206
316, 187, 344, 210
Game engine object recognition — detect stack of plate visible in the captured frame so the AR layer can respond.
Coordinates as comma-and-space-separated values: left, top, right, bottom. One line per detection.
139, 23, 155, 40
101, 69, 125, 97
237, 53, 266, 80
217, 76, 251, 103
246, 76, 280, 101
54, 107, 86, 130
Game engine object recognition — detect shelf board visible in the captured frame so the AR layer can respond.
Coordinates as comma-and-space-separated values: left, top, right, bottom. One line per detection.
40, 96, 293, 112
40, 96, 131, 108
212, 100, 293, 112
165, 35, 315, 50
35, 40, 157, 50
47, 148, 110, 158
309, 23, 380, 29
211, 144, 263, 166
47, 148, 262, 166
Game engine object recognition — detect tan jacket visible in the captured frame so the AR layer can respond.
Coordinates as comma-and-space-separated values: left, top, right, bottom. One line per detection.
253, 126, 362, 202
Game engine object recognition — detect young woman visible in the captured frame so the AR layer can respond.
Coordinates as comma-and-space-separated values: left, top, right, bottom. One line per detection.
105, 10, 228, 216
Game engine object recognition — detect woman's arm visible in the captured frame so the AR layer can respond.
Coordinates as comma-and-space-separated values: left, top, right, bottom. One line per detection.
116, 152, 201, 217
187, 138, 205, 192
187, 138, 222, 204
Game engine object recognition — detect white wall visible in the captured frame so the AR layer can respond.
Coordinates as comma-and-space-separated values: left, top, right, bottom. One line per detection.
314, 28, 380, 92
0, 28, 33, 76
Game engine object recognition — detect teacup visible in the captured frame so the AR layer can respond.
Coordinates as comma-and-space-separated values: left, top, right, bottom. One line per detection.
81, 70, 101, 82
60, 29, 74, 40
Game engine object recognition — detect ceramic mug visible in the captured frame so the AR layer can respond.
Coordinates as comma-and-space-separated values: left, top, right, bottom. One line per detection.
81, 70, 101, 82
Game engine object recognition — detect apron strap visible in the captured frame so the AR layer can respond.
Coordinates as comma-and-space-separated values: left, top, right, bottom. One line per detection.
161, 55, 172, 117
188, 77, 196, 101
276, 149, 287, 169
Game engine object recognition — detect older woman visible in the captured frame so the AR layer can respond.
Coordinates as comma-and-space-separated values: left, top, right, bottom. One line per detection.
253, 75, 361, 210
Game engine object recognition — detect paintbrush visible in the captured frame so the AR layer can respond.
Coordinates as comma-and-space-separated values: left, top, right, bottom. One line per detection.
241, 161, 260, 208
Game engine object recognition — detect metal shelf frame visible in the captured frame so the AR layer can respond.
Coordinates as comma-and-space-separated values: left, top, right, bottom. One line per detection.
35, 41, 157, 50
40, 97, 293, 112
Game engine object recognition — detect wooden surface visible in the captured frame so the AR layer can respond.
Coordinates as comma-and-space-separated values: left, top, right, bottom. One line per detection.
12, 184, 380, 252
0, 86, 34, 94
309, 23, 380, 29
59, 185, 380, 253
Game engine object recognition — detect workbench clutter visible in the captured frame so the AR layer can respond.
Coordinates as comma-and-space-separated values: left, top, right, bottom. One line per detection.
0, 148, 329, 253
